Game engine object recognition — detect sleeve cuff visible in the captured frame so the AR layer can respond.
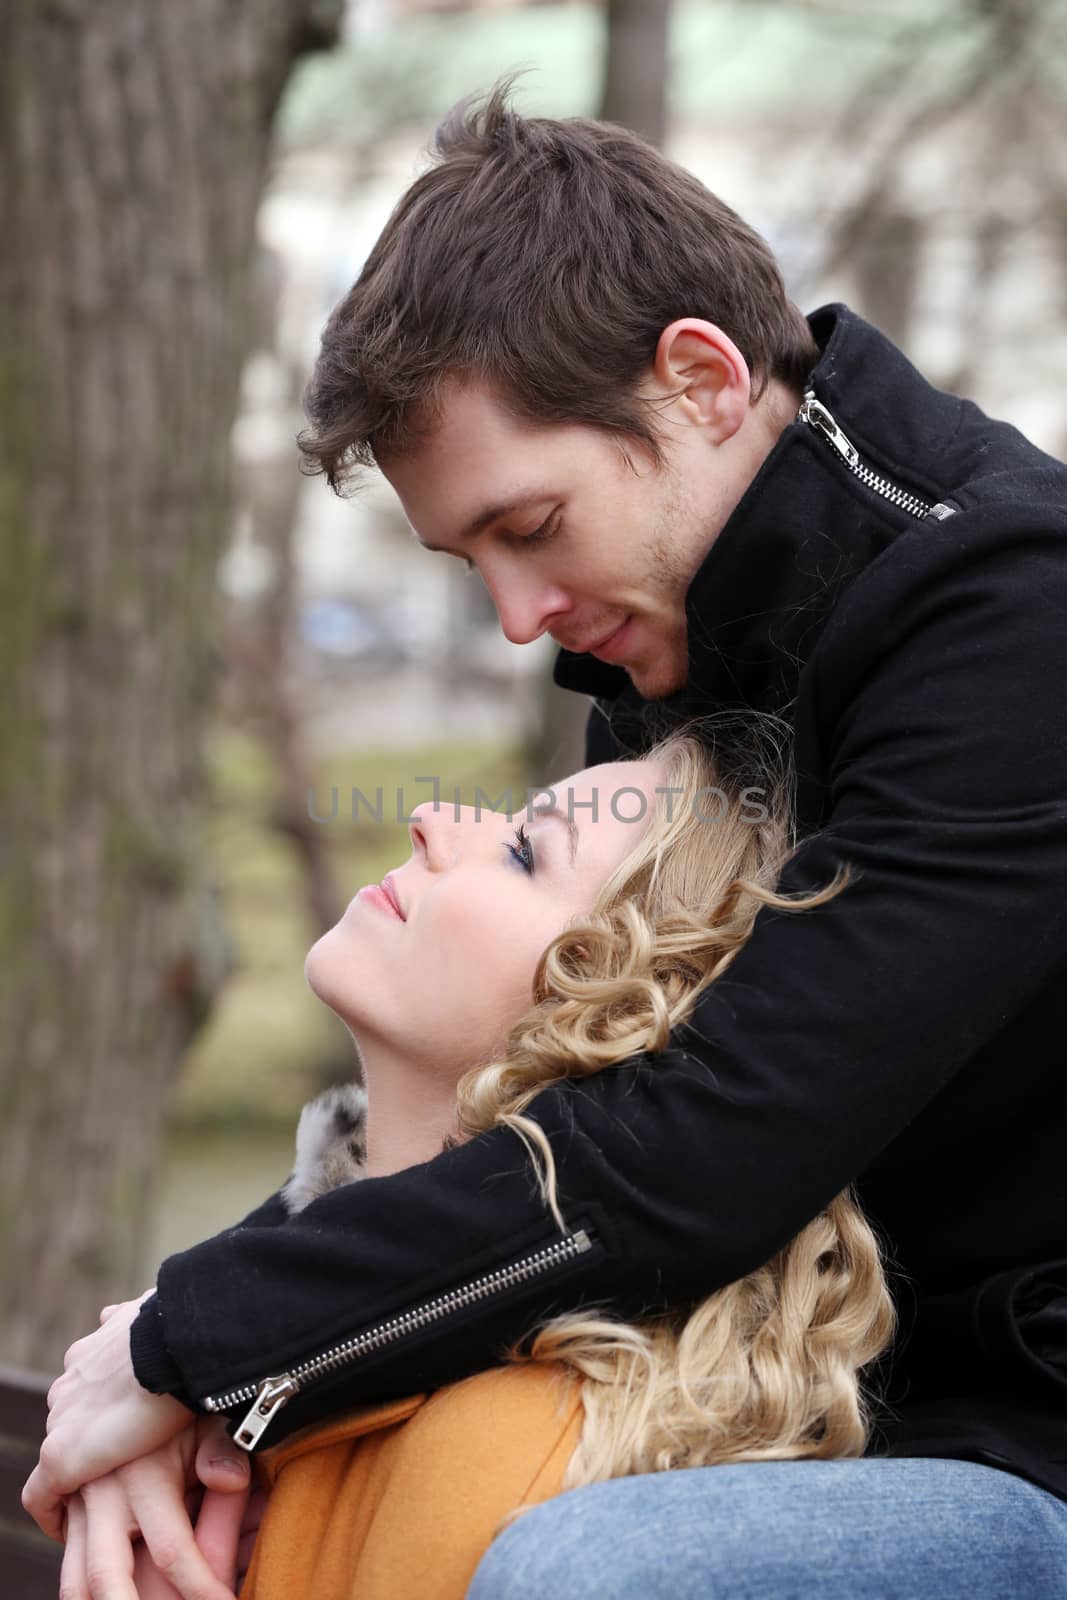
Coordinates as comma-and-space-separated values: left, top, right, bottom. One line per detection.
130, 1293, 199, 1408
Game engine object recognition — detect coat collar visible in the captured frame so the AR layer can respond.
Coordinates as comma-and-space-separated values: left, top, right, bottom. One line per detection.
256, 1392, 428, 1480
552, 304, 945, 745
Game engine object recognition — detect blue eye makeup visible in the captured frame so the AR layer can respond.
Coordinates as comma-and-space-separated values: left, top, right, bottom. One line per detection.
505, 822, 535, 875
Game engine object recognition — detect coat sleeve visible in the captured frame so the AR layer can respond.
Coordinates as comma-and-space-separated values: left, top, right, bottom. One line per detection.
132, 508, 1067, 1443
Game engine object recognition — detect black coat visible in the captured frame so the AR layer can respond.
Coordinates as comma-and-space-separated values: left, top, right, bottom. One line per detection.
133, 305, 1067, 1502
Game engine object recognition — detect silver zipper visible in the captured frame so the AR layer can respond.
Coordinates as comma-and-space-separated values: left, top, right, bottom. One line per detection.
797, 391, 957, 522
203, 1226, 596, 1450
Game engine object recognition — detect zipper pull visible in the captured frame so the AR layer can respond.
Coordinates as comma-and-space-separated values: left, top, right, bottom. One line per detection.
797, 390, 859, 468
233, 1373, 299, 1450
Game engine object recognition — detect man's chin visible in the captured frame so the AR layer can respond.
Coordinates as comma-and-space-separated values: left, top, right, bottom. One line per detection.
626, 660, 688, 701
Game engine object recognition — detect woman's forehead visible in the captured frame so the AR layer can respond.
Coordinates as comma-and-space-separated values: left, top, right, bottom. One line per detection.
563, 757, 665, 796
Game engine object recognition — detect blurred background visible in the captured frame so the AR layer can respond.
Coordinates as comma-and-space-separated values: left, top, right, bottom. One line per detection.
2, 0, 1065, 1373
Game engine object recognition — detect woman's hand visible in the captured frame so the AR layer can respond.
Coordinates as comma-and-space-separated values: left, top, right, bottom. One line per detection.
131, 1476, 248, 1600
21, 1294, 255, 1599
57, 1415, 252, 1600
235, 1484, 268, 1586
23, 1294, 194, 1543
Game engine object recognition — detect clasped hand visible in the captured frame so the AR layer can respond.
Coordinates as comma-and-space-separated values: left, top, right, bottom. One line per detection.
22, 1296, 261, 1600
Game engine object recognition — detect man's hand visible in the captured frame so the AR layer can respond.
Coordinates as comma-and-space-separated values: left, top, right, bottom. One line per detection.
58, 1416, 251, 1600
22, 1294, 193, 1541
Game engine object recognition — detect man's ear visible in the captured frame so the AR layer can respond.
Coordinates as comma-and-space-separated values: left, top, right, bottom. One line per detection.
651, 318, 752, 446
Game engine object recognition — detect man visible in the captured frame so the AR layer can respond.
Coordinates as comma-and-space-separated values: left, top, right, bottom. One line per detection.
26, 84, 1067, 1598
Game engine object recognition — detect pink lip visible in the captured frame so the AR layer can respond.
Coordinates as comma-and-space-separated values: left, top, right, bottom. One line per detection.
380, 873, 405, 919
357, 878, 404, 921
587, 617, 633, 664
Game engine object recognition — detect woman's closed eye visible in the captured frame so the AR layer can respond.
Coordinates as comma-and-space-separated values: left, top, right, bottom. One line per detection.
505, 823, 535, 875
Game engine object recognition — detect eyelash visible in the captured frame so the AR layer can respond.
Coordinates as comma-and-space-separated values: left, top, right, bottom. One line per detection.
462, 512, 561, 575
505, 823, 535, 875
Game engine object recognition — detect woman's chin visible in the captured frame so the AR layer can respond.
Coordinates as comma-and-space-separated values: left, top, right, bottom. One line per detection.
304, 934, 367, 1025
303, 933, 330, 996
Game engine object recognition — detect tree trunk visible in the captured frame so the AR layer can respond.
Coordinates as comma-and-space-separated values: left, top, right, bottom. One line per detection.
847, 206, 922, 354
0, 0, 341, 1370
599, 0, 673, 149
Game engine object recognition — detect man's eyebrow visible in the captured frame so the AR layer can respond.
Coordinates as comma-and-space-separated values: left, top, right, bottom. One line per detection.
530, 804, 579, 866
417, 490, 554, 554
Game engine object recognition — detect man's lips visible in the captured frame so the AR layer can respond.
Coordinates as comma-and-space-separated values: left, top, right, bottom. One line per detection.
565, 618, 632, 658
586, 617, 633, 664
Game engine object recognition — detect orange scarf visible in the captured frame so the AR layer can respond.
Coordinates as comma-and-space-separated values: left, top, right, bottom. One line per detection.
239, 1362, 582, 1600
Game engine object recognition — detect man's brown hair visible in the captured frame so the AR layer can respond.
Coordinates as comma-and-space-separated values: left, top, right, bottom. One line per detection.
299, 77, 818, 491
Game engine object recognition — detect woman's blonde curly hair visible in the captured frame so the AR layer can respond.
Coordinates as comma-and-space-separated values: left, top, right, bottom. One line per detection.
456, 713, 896, 1490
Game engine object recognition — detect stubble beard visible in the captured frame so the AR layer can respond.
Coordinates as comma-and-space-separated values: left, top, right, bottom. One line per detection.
628, 482, 697, 699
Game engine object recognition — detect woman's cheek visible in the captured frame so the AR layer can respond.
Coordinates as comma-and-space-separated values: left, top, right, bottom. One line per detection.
433, 902, 493, 983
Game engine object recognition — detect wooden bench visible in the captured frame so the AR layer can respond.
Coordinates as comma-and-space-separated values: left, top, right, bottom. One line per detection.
0, 1364, 62, 1597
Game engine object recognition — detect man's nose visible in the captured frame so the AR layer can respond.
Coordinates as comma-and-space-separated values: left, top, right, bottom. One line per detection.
481, 568, 574, 647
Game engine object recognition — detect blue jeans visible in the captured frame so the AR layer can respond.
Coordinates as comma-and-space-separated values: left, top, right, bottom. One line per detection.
466, 1458, 1067, 1599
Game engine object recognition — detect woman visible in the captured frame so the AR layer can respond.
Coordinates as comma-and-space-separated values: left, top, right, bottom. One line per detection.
135, 722, 895, 1599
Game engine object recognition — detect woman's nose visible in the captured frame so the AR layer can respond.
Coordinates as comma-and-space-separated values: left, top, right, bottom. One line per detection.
408, 799, 482, 867
408, 802, 441, 866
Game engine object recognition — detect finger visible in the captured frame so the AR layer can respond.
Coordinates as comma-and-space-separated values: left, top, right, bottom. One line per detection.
60, 1494, 90, 1600
236, 1529, 259, 1584
82, 1475, 139, 1600
128, 1464, 237, 1600
235, 1485, 267, 1587
133, 1535, 184, 1600
99, 1304, 119, 1324
193, 1485, 250, 1587
239, 1486, 268, 1538
194, 1420, 250, 1496
21, 1456, 68, 1543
